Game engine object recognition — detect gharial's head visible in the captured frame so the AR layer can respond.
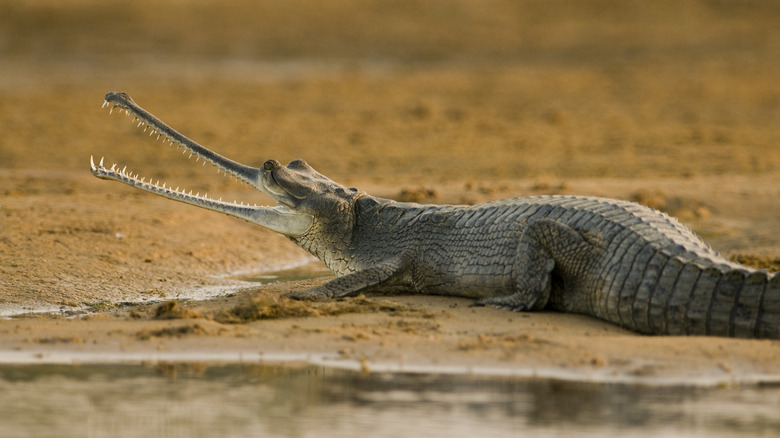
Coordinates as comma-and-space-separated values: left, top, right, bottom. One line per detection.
257, 158, 364, 236
91, 92, 364, 238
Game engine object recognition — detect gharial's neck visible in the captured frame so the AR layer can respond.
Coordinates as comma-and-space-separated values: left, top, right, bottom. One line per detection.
288, 194, 377, 275
290, 227, 349, 274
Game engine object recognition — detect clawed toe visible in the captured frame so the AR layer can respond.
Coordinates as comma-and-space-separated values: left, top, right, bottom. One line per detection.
471, 296, 530, 312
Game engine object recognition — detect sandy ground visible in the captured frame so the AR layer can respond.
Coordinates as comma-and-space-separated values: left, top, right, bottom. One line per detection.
1, 0, 779, 383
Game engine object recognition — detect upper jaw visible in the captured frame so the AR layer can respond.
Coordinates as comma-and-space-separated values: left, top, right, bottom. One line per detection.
100, 91, 260, 187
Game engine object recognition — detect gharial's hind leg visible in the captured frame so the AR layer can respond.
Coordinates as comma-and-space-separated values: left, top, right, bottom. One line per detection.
473, 218, 595, 312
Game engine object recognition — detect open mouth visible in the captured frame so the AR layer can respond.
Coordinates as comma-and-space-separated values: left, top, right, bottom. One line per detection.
90, 92, 314, 236
90, 92, 262, 210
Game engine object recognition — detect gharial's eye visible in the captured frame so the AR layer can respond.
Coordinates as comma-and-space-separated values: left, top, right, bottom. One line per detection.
263, 160, 276, 171
287, 159, 308, 168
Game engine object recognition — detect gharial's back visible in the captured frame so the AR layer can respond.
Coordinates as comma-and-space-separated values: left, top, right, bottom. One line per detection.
324, 194, 779, 339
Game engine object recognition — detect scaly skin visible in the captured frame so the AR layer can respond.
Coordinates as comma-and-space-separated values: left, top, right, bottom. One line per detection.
91, 92, 779, 339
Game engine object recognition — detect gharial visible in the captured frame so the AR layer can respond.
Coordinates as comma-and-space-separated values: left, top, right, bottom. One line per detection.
91, 91, 779, 339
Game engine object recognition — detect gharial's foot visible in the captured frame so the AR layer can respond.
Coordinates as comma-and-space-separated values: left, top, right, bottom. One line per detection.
285, 286, 332, 301
471, 295, 532, 312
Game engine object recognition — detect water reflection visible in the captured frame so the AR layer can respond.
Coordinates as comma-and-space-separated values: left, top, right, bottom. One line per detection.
0, 363, 778, 437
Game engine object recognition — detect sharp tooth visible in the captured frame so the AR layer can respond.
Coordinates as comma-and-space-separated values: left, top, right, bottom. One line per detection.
188, 153, 193, 159
99, 157, 105, 167
122, 166, 127, 174
137, 120, 143, 127
125, 109, 130, 116
102, 101, 108, 109
109, 107, 114, 115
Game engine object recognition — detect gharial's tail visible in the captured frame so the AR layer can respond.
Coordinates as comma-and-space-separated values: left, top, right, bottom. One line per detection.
755, 271, 780, 339
658, 266, 780, 339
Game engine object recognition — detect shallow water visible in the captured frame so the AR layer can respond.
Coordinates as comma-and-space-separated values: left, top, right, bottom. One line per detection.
1, 362, 778, 438
0, 260, 334, 317
237, 259, 333, 285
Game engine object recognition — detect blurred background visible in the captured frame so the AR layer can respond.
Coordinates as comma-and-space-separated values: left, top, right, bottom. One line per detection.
1, 0, 779, 183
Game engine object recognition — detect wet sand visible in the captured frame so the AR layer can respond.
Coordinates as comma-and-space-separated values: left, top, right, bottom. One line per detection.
1, 0, 779, 383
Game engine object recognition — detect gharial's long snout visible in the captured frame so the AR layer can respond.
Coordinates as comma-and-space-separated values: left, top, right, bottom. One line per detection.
90, 92, 313, 237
